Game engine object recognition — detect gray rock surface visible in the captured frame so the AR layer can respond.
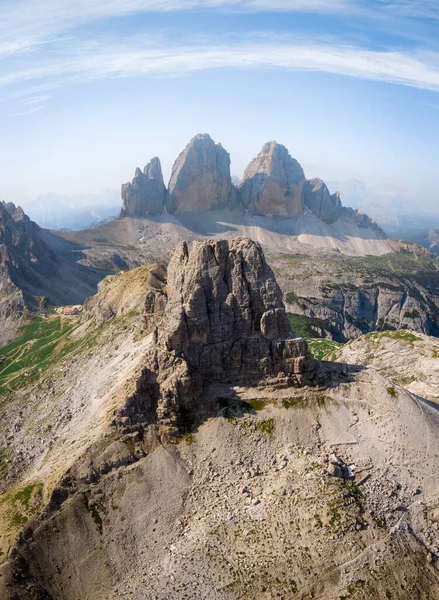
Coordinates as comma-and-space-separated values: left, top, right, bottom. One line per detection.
239, 141, 305, 216
121, 157, 166, 217
2, 242, 439, 600
158, 238, 315, 384
166, 134, 234, 214
273, 244, 439, 342
0, 201, 110, 345
303, 178, 342, 224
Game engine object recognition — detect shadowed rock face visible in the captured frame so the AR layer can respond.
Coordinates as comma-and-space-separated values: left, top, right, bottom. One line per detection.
303, 178, 343, 224
157, 237, 315, 384
121, 157, 166, 217
0, 202, 111, 345
166, 134, 235, 214
239, 141, 305, 216
0, 201, 46, 261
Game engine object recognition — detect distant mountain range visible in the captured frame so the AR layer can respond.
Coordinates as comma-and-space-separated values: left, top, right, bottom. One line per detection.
20, 189, 120, 231
326, 178, 439, 250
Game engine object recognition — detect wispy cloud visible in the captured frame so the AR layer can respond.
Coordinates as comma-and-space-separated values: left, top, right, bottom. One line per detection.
1, 0, 438, 109
1, 0, 437, 59
0, 0, 350, 56
2, 37, 439, 94
21, 94, 52, 105
12, 105, 44, 117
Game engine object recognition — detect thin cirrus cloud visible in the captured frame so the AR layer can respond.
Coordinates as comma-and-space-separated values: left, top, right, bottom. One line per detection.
0, 0, 437, 57
1, 0, 438, 112
0, 0, 349, 52
3, 39, 439, 95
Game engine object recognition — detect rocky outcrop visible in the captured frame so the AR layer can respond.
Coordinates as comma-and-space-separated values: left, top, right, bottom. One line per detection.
82, 264, 167, 325
158, 238, 315, 383
118, 238, 316, 438
239, 142, 305, 216
340, 206, 379, 229
303, 178, 342, 224
0, 201, 45, 261
121, 157, 166, 217
274, 248, 439, 342
166, 134, 235, 214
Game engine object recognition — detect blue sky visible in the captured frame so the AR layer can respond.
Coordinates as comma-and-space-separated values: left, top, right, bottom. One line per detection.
1, 0, 438, 206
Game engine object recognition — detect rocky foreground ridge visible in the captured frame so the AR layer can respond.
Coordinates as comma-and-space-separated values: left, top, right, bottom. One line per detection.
1, 239, 439, 600
121, 134, 377, 229
121, 237, 316, 441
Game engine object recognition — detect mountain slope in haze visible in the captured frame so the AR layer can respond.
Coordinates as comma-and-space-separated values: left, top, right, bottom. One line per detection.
20, 190, 120, 231
0, 201, 111, 345
1, 239, 439, 600
327, 178, 439, 247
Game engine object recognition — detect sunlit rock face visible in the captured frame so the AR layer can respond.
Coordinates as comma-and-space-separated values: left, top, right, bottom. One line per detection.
239, 141, 305, 217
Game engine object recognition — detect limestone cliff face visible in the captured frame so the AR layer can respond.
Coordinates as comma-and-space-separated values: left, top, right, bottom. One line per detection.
117, 135, 383, 236
121, 157, 166, 217
0, 201, 45, 263
119, 237, 316, 438
239, 142, 305, 216
303, 178, 343, 224
159, 238, 315, 383
0, 202, 47, 344
166, 134, 234, 214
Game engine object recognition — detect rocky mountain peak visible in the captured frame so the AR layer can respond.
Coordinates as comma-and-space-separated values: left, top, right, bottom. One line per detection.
120, 237, 316, 440
121, 157, 166, 218
155, 237, 315, 385
143, 156, 163, 180
240, 141, 306, 216
0, 201, 29, 224
303, 177, 343, 224
166, 133, 235, 214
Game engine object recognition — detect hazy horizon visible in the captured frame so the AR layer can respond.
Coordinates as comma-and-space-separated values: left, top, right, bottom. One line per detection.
1, 1, 438, 210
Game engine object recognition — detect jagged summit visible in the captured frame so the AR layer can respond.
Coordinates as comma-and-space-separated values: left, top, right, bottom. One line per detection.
121, 157, 166, 217
166, 133, 235, 215
157, 237, 315, 384
239, 141, 305, 216
131, 237, 316, 439
303, 177, 342, 224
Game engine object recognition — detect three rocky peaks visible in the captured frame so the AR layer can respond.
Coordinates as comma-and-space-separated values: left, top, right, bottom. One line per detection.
121, 133, 374, 227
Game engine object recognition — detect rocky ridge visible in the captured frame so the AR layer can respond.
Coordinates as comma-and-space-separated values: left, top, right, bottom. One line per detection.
273, 245, 439, 342
334, 329, 439, 403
